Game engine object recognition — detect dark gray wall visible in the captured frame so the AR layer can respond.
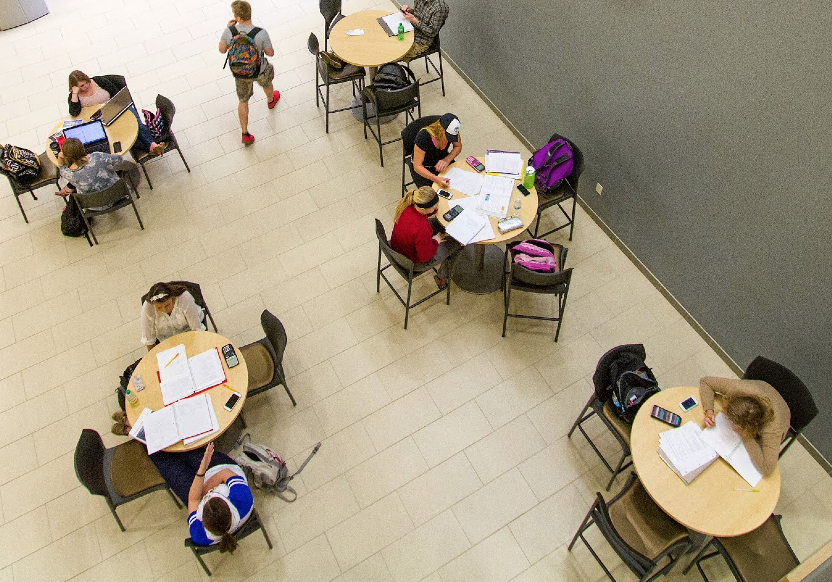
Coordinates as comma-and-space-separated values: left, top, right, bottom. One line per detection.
442, 0, 831, 459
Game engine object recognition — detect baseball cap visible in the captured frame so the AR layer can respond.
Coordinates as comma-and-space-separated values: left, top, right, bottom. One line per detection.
440, 113, 460, 143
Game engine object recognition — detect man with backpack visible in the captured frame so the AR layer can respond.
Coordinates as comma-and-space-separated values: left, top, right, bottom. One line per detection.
219, 1, 280, 145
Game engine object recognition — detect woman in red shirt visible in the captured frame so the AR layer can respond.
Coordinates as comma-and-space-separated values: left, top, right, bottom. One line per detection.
390, 186, 461, 288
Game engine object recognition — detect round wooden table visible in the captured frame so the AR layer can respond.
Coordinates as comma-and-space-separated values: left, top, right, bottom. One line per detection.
434, 156, 539, 294
45, 105, 139, 166
630, 386, 781, 537
329, 9, 414, 79
127, 331, 248, 452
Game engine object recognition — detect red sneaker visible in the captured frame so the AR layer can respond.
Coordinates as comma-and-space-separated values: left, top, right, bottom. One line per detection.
242, 133, 255, 145
267, 90, 280, 109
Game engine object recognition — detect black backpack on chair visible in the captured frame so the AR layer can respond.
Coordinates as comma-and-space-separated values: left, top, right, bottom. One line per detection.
609, 352, 660, 423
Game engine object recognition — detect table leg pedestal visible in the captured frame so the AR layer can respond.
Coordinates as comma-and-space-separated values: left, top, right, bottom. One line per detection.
451, 245, 503, 294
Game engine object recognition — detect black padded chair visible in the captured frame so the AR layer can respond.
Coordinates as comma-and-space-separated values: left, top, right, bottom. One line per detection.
569, 472, 693, 582
568, 344, 646, 490
140, 280, 218, 333
185, 508, 273, 576
400, 114, 441, 196
530, 133, 584, 241
74, 429, 181, 531
308, 32, 365, 133
131, 94, 191, 189
361, 65, 420, 166
319, 0, 342, 51
0, 150, 59, 223
416, 34, 445, 96
375, 218, 450, 329
71, 178, 144, 246
238, 310, 296, 404
742, 356, 818, 456
501, 241, 572, 341
690, 514, 799, 582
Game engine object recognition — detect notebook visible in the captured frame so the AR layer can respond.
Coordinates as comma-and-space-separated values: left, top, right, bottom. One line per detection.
157, 345, 227, 405
99, 86, 134, 126
63, 120, 110, 154
377, 11, 414, 36
143, 393, 215, 454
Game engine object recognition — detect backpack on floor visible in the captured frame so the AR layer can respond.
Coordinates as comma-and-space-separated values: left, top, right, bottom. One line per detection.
609, 353, 660, 423
529, 138, 574, 194
230, 433, 321, 502
0, 144, 40, 183
509, 239, 559, 273
372, 63, 410, 91
224, 26, 262, 79
60, 197, 88, 238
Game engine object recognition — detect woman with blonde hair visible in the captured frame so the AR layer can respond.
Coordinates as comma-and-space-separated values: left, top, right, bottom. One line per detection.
699, 376, 791, 476
390, 186, 461, 288
412, 113, 462, 188
55, 137, 134, 196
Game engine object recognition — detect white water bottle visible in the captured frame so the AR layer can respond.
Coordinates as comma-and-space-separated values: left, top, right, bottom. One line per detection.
513, 197, 522, 218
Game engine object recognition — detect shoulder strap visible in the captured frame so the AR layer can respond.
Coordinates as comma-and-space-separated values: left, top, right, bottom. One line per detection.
229, 25, 239, 36
247, 26, 262, 40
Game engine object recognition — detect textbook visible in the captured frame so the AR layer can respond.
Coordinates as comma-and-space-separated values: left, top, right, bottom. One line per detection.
157, 345, 226, 405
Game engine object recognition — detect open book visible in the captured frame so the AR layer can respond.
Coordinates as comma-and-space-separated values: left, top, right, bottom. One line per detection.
143, 393, 215, 454
157, 345, 226, 405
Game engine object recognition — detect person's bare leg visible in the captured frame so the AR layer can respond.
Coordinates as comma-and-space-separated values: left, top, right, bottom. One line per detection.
263, 83, 274, 100
238, 100, 249, 134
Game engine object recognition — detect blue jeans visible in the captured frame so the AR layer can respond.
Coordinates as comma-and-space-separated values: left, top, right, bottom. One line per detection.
128, 106, 158, 152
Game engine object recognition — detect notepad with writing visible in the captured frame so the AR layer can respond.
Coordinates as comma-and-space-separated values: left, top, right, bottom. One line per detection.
144, 393, 214, 454
699, 413, 763, 487
445, 208, 488, 245
157, 345, 226, 405
377, 12, 414, 36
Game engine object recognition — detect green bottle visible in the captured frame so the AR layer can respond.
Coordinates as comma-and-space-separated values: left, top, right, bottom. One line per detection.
398, 22, 405, 41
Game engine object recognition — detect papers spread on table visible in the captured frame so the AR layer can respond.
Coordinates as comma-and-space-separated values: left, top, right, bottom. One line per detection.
479, 174, 515, 218
445, 167, 484, 196
485, 150, 523, 179
346, 28, 364, 35
157, 345, 226, 405
128, 407, 153, 445
445, 208, 489, 245
377, 12, 414, 36
183, 398, 220, 445
657, 416, 763, 487
144, 393, 214, 454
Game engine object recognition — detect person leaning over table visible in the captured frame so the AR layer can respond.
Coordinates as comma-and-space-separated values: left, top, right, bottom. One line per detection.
412, 113, 462, 189
67, 70, 166, 155
150, 443, 253, 550
54, 137, 140, 196
699, 376, 791, 476
399, 0, 449, 62
140, 282, 206, 351
391, 185, 461, 289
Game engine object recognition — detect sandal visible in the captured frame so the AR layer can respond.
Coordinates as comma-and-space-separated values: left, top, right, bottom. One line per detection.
111, 421, 130, 436
150, 142, 166, 156
111, 411, 127, 423
434, 275, 448, 290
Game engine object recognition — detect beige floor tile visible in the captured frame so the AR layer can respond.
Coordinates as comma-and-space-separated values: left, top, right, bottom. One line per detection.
21, 340, 97, 399
286, 317, 358, 375
362, 387, 442, 451
0, 506, 52, 570
313, 373, 391, 437
437, 527, 529, 582
414, 401, 493, 468
518, 436, 591, 501
12, 522, 101, 582
526, 378, 594, 445
332, 553, 395, 582
1, 450, 76, 522
376, 341, 453, 401
424, 353, 503, 415
464, 415, 546, 484
398, 453, 483, 528
0, 386, 68, 449
294, 421, 377, 492
509, 545, 595, 582
475, 366, 554, 430
0, 373, 26, 415
346, 437, 429, 509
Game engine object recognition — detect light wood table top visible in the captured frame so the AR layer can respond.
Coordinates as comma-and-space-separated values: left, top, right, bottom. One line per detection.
45, 105, 139, 166
631, 386, 781, 537
127, 331, 248, 452
435, 155, 539, 245
329, 10, 414, 68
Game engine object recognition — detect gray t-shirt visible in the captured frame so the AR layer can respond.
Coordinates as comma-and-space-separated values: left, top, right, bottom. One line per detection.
220, 24, 272, 54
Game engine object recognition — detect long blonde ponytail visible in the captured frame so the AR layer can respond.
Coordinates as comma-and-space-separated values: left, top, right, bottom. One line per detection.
394, 186, 437, 222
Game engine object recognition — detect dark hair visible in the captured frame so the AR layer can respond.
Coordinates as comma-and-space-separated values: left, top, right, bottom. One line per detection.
146, 282, 188, 304
724, 394, 775, 438
202, 497, 238, 553
60, 138, 87, 167
68, 70, 91, 91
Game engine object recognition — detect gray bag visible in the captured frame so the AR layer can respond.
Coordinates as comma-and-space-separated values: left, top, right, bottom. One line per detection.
230, 433, 321, 502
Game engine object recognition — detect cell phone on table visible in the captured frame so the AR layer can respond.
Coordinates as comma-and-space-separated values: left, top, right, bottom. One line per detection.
222, 344, 239, 368
224, 392, 241, 411
465, 156, 485, 172
112, 141, 122, 153
679, 396, 699, 412
437, 189, 452, 200
517, 184, 531, 196
443, 205, 462, 221
651, 405, 681, 427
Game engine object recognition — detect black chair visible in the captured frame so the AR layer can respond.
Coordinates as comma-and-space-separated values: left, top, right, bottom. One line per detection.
71, 178, 144, 246
375, 218, 450, 329
568, 344, 645, 490
74, 429, 181, 531
361, 65, 420, 166
140, 280, 218, 333
501, 241, 572, 341
238, 310, 296, 404
308, 33, 365, 133
690, 514, 799, 582
319, 0, 342, 51
400, 114, 441, 196
569, 472, 693, 582
416, 34, 445, 96
530, 133, 584, 241
0, 150, 59, 223
742, 356, 818, 456
185, 508, 273, 576
131, 94, 191, 189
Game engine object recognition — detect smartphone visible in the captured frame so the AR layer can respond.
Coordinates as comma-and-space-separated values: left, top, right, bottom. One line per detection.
222, 344, 239, 368
437, 189, 452, 200
443, 205, 462, 221
651, 405, 681, 427
224, 392, 241, 411
112, 141, 122, 153
680, 396, 699, 412
465, 156, 485, 172
517, 184, 531, 197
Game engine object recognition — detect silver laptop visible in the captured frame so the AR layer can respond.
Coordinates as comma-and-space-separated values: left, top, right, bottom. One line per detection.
99, 87, 134, 126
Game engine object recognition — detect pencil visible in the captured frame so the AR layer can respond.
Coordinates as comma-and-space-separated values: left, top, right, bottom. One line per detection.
164, 352, 180, 368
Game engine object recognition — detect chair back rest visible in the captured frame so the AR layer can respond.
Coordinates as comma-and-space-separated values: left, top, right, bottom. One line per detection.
717, 514, 799, 582
155, 95, 176, 135
373, 67, 419, 112
261, 310, 288, 366
593, 344, 647, 402
73, 178, 131, 211
327, 12, 345, 38
375, 219, 415, 275
509, 251, 571, 287
547, 132, 584, 191
743, 356, 817, 431
308, 32, 320, 56
75, 429, 109, 497
320, 0, 342, 29
401, 115, 442, 161
591, 492, 655, 576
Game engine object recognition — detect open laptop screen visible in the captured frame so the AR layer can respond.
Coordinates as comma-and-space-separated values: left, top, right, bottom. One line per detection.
101, 87, 134, 125
63, 120, 107, 144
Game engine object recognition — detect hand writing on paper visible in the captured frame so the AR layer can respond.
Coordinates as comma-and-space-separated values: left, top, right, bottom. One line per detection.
435, 177, 450, 188
703, 409, 715, 428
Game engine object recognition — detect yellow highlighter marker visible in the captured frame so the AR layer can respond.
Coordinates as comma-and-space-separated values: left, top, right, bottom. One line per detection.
733, 488, 759, 492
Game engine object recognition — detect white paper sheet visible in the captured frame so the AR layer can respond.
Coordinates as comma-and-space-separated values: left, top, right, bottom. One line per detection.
160, 374, 196, 406
445, 209, 487, 244
445, 167, 483, 196
701, 413, 762, 487
468, 219, 495, 243
157, 344, 188, 382
173, 393, 214, 440
380, 12, 414, 34
144, 406, 181, 454
128, 407, 153, 445
485, 150, 523, 178
659, 422, 719, 476
188, 348, 226, 392
346, 28, 364, 35
183, 399, 220, 445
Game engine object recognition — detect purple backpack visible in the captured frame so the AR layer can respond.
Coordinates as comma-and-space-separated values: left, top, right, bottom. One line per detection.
510, 239, 559, 273
529, 138, 574, 193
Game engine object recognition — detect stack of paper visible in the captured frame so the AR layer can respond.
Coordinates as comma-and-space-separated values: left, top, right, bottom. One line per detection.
157, 345, 226, 405
143, 393, 215, 454
445, 208, 489, 245
699, 413, 763, 487
485, 150, 523, 179
479, 174, 514, 218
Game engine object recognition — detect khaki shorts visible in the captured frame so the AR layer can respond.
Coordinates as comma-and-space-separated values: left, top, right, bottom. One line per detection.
235, 60, 275, 102
401, 42, 430, 63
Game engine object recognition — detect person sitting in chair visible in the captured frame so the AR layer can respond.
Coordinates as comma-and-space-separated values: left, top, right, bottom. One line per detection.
55, 138, 138, 196
699, 376, 790, 476
140, 282, 206, 350
400, 0, 449, 62
412, 113, 461, 188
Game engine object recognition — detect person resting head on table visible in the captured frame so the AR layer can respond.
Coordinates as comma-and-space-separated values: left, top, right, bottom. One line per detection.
55, 137, 135, 196
150, 443, 253, 550
67, 70, 165, 155
412, 113, 461, 189
140, 282, 206, 351
391, 185, 461, 289
699, 376, 791, 476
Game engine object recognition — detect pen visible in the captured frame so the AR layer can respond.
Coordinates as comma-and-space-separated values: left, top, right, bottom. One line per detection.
733, 488, 759, 492
164, 352, 180, 368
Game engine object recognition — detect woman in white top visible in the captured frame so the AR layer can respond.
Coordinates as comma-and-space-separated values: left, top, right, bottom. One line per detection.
140, 282, 206, 349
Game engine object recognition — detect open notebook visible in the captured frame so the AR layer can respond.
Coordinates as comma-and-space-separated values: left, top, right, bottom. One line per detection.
157, 345, 226, 405
141, 393, 215, 454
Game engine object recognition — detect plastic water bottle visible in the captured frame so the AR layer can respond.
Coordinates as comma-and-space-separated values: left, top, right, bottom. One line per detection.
513, 197, 522, 218
125, 389, 138, 407
397, 22, 405, 41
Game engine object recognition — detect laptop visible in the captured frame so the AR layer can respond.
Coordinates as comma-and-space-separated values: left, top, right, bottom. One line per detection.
99, 87, 134, 126
63, 120, 111, 155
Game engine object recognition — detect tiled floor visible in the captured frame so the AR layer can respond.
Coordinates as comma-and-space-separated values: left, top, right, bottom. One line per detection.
1, 0, 831, 580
